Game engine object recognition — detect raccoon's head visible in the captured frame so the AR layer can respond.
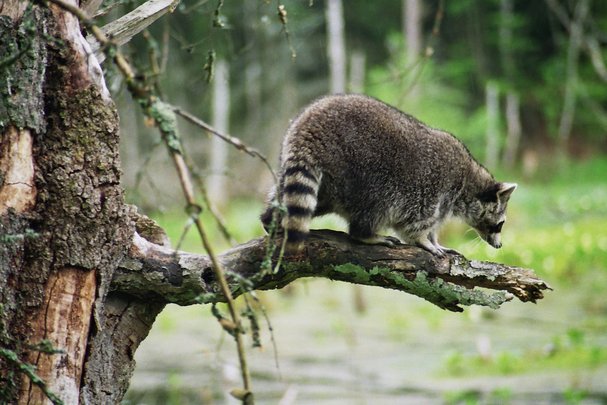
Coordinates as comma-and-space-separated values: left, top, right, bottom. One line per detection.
465, 182, 517, 249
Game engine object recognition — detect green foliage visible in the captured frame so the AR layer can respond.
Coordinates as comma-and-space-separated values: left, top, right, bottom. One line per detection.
563, 388, 588, 404
443, 387, 514, 405
440, 327, 607, 378
0, 345, 64, 405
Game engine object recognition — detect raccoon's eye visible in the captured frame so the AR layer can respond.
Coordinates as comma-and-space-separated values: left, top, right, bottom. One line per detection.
488, 221, 504, 234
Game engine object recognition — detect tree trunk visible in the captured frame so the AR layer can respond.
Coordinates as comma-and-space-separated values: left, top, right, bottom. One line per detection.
403, 0, 422, 98
502, 92, 521, 168
325, 0, 346, 94
498, 0, 522, 169
557, 0, 589, 146
208, 58, 230, 207
0, 3, 142, 403
348, 50, 366, 94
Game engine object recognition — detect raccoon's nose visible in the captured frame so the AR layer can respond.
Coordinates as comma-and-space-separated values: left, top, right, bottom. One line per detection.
488, 236, 502, 249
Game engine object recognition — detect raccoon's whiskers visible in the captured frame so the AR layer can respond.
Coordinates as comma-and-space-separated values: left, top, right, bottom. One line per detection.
471, 236, 483, 250
462, 234, 482, 251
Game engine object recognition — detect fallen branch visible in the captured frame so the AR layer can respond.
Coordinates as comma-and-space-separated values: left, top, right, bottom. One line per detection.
113, 229, 551, 313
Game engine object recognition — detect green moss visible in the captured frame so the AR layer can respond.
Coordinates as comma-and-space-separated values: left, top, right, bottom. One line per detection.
333, 263, 371, 283
149, 100, 182, 154
332, 263, 508, 310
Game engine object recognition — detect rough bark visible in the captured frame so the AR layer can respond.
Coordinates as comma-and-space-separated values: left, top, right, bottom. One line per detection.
1, 3, 132, 404
113, 229, 550, 313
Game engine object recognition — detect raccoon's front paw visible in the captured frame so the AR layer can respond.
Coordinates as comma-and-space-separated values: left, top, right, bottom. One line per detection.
353, 234, 403, 248
437, 245, 462, 256
415, 238, 448, 257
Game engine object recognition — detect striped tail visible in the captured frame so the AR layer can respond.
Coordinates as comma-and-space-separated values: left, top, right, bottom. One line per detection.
280, 162, 320, 253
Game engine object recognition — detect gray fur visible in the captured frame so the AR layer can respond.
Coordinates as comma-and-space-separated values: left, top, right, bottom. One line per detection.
261, 94, 517, 256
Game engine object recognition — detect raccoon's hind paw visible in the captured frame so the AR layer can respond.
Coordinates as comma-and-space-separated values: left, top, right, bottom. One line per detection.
383, 236, 404, 246
260, 206, 283, 233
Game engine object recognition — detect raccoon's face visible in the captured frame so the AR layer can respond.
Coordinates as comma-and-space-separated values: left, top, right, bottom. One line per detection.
466, 183, 517, 249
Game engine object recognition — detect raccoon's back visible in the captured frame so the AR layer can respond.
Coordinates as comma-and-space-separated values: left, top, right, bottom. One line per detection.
284, 95, 471, 194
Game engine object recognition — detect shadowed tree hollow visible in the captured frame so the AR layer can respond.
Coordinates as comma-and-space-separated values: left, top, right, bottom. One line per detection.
0, 1, 550, 404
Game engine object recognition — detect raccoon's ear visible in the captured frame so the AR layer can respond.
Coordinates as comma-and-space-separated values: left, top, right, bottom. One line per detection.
496, 182, 517, 204
477, 183, 501, 203
477, 182, 517, 203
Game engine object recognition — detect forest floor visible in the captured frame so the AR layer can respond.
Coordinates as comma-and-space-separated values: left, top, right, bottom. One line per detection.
125, 278, 607, 404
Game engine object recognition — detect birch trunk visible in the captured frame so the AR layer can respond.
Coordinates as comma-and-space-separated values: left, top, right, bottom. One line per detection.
349, 50, 366, 94
403, 0, 422, 98
325, 0, 346, 94
485, 82, 500, 170
503, 92, 522, 168
208, 59, 230, 207
557, 0, 589, 146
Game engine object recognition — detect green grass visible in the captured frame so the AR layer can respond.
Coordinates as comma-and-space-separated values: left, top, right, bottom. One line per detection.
441, 328, 607, 378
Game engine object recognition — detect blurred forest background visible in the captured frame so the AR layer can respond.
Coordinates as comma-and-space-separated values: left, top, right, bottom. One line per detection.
96, 0, 607, 403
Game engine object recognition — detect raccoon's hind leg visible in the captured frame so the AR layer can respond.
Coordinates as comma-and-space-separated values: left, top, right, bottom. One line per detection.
261, 185, 281, 232
349, 216, 402, 247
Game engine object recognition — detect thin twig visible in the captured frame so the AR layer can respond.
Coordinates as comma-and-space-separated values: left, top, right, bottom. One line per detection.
277, 2, 296, 59
185, 153, 237, 245
173, 106, 277, 184
247, 291, 282, 378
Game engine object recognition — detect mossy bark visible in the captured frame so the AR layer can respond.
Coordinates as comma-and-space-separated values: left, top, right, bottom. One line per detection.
0, 5, 140, 404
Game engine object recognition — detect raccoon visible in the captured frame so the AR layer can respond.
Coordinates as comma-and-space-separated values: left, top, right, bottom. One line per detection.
261, 94, 517, 256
